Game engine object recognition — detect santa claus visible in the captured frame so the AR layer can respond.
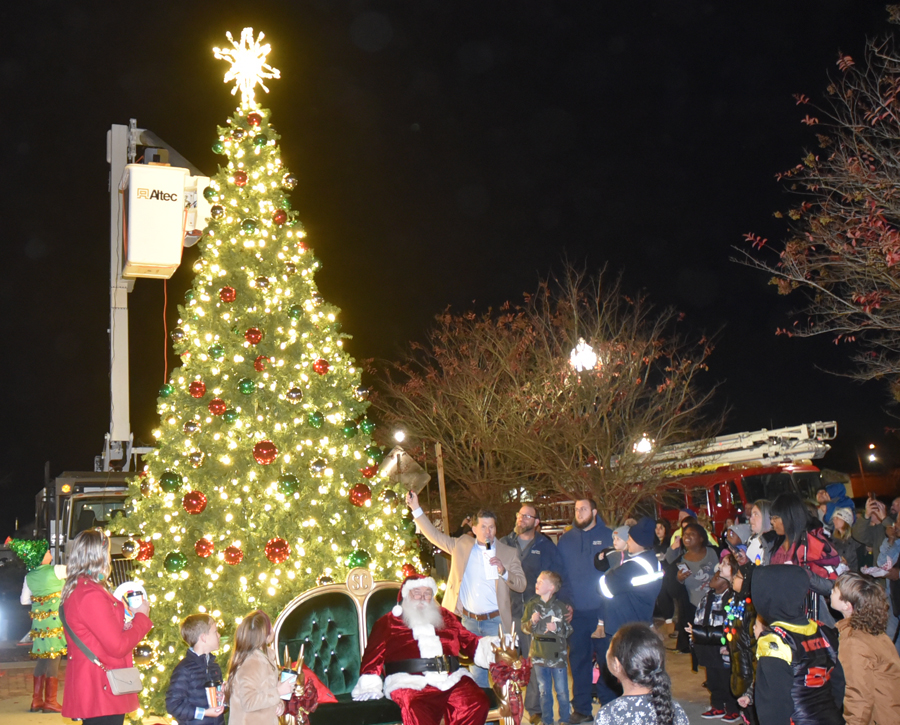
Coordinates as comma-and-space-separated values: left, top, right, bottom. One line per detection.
351, 574, 497, 725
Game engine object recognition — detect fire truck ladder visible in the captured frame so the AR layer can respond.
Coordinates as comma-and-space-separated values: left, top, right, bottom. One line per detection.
646, 421, 837, 477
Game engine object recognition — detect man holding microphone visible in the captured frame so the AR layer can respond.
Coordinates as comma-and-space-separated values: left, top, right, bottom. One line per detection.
406, 491, 526, 686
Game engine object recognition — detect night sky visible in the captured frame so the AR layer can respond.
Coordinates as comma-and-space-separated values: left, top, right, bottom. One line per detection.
1, 1, 896, 535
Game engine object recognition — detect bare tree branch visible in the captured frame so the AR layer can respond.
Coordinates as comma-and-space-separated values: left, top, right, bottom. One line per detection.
370, 268, 721, 522
736, 36, 900, 401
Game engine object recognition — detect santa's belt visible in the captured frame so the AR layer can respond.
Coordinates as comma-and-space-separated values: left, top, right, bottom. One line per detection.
385, 656, 460, 675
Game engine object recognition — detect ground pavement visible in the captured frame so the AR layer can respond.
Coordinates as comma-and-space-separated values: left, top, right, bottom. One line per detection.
0, 622, 711, 724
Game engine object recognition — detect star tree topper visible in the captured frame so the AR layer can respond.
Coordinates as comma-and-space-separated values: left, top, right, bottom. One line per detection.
213, 28, 280, 107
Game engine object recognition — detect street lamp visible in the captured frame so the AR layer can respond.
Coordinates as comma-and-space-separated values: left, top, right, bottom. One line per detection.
394, 430, 406, 443
634, 435, 654, 454
570, 338, 598, 372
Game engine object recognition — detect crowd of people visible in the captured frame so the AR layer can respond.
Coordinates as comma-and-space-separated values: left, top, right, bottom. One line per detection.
10, 485, 900, 725
405, 487, 900, 725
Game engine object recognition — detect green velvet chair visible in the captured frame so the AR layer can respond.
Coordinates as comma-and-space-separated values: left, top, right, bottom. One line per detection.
274, 569, 506, 725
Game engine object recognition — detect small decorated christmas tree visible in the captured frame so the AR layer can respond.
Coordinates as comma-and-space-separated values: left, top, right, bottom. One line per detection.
118, 28, 420, 718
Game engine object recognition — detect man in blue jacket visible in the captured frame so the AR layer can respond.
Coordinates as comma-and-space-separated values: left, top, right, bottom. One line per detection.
556, 498, 613, 722
598, 517, 664, 637
501, 504, 568, 724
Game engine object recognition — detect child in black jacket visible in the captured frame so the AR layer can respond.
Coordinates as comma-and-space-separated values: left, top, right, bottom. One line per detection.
166, 614, 226, 725
688, 556, 739, 722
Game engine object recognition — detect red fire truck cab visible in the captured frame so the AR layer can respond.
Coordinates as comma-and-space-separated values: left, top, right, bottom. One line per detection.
652, 461, 823, 536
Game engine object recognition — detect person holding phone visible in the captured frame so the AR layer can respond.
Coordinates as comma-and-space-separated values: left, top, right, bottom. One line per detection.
60, 530, 153, 725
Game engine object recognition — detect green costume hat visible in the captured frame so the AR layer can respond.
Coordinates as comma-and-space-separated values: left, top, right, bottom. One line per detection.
5, 537, 49, 570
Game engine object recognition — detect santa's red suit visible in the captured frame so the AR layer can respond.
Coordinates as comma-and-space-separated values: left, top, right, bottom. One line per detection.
351, 577, 494, 725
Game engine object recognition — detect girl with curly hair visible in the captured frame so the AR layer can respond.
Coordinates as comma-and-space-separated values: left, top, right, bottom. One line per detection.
831, 572, 900, 725
595, 622, 688, 725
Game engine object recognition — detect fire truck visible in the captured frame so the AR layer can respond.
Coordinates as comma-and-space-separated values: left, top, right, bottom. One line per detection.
538, 421, 837, 537
647, 421, 837, 534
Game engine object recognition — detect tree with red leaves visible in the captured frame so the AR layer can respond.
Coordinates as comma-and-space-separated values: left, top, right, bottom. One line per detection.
371, 269, 719, 522
739, 29, 900, 401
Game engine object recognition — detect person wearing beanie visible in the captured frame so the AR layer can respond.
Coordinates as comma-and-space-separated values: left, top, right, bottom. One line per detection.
352, 574, 498, 725
8, 537, 66, 713
829, 508, 858, 573
593, 517, 664, 704
752, 565, 845, 725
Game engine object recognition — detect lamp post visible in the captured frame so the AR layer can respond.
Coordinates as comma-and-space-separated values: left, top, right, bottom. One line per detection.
857, 443, 876, 484
570, 338, 598, 372
634, 434, 654, 454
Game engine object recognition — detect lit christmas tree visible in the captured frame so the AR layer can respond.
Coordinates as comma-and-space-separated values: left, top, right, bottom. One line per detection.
117, 28, 420, 718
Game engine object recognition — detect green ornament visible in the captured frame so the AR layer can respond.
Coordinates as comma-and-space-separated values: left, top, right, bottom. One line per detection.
159, 472, 184, 493
164, 551, 188, 573
282, 198, 292, 210
347, 549, 371, 568
253, 134, 268, 147
365, 445, 385, 463
241, 218, 259, 233
202, 186, 217, 202
238, 378, 255, 395
359, 418, 375, 436
278, 474, 300, 495
288, 305, 303, 320
307, 411, 324, 429
342, 421, 358, 438
184, 289, 195, 302
208, 343, 225, 360
212, 140, 224, 154
159, 383, 174, 398
223, 408, 239, 424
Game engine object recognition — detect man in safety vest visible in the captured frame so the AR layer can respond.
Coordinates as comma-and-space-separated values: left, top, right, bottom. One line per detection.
598, 517, 665, 641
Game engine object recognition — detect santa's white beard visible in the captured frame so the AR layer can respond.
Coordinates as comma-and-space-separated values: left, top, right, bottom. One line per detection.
401, 597, 444, 630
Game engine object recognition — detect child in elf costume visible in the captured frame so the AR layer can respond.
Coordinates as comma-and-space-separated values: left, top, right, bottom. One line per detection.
8, 537, 67, 713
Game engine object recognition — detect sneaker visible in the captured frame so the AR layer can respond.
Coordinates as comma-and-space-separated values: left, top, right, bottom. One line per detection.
701, 708, 725, 719
568, 712, 592, 724
721, 714, 742, 723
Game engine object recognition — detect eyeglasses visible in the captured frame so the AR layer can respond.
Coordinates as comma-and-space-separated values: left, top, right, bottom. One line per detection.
516, 513, 535, 520
408, 589, 433, 600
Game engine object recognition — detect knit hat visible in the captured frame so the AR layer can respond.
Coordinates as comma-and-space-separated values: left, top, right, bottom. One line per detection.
392, 574, 438, 617
5, 537, 49, 571
613, 525, 630, 542
831, 508, 854, 526
727, 523, 752, 544
628, 517, 657, 549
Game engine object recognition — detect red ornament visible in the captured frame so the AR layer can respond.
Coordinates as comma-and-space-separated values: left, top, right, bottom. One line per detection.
360, 465, 378, 479
247, 112, 262, 127
402, 563, 417, 578
273, 209, 288, 225
137, 540, 155, 562
233, 170, 248, 187
195, 538, 215, 558
219, 286, 237, 303
189, 381, 206, 398
224, 546, 244, 565
265, 537, 291, 564
349, 483, 372, 507
254, 355, 269, 372
245, 327, 263, 345
253, 440, 278, 465
209, 398, 227, 416
182, 490, 208, 515
313, 358, 330, 375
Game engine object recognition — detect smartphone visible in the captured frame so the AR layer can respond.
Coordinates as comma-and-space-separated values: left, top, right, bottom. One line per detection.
126, 592, 143, 608
677, 562, 690, 574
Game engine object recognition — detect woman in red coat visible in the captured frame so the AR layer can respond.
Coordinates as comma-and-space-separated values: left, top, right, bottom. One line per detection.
60, 530, 153, 725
